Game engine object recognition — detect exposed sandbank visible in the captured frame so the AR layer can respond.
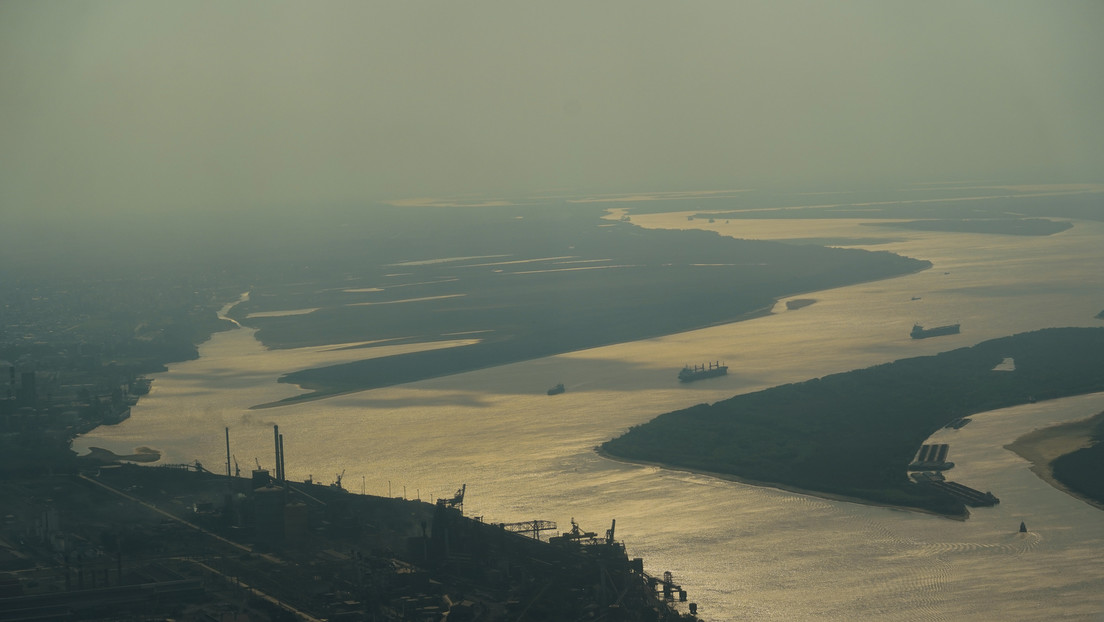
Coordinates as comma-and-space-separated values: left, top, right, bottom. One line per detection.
79, 446, 162, 464
784, 298, 817, 310
1005, 411, 1104, 511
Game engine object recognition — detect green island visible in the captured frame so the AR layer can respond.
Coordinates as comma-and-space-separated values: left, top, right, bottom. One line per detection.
1049, 414, 1104, 507
233, 206, 930, 406
1005, 410, 1104, 510
601, 327, 1104, 517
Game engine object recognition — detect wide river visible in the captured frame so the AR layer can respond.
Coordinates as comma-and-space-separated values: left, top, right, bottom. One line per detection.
77, 213, 1104, 620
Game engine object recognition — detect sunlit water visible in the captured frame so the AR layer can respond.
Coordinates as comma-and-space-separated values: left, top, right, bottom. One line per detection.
77, 215, 1104, 620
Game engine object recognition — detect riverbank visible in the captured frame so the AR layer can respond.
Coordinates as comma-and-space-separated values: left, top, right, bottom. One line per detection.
595, 447, 967, 520
253, 303, 781, 409
0, 465, 701, 621
78, 445, 162, 464
230, 205, 932, 401
1005, 411, 1104, 511
601, 327, 1104, 519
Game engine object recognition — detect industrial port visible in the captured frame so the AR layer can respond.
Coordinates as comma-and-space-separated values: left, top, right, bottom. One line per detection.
0, 426, 702, 622
908, 444, 999, 508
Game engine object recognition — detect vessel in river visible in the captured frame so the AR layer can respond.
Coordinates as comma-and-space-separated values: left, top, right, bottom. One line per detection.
547, 383, 565, 395
911, 323, 961, 339
678, 361, 728, 382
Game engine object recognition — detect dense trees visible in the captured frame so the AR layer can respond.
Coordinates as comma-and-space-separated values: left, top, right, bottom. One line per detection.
1050, 414, 1104, 506
603, 328, 1104, 516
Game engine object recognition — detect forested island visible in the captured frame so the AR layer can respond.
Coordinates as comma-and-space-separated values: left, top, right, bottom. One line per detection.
1005, 410, 1104, 510
601, 327, 1104, 517
233, 206, 930, 405
1049, 413, 1104, 507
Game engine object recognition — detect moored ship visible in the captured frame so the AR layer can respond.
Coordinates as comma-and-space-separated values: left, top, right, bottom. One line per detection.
678, 361, 728, 382
911, 323, 960, 339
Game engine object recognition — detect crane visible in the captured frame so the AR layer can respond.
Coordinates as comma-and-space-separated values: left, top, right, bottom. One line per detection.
436, 484, 466, 512
501, 520, 558, 541
555, 518, 597, 543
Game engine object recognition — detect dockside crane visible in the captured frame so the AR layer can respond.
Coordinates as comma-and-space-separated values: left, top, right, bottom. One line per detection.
551, 518, 598, 544
501, 520, 558, 541
436, 484, 466, 513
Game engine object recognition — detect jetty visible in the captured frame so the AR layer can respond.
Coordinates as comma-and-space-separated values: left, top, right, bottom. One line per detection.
908, 443, 954, 471
924, 480, 1000, 507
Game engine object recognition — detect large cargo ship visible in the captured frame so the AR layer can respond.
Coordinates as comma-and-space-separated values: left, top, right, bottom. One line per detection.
911, 323, 960, 339
678, 361, 728, 382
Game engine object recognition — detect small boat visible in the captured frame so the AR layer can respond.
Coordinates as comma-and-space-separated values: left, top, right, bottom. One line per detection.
547, 383, 565, 396
1019, 521, 1027, 533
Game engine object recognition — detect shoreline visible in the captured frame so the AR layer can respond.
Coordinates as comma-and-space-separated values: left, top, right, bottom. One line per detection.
1004, 411, 1104, 511
249, 303, 779, 409
79, 445, 162, 464
594, 447, 966, 520
245, 250, 933, 410
241, 223, 931, 408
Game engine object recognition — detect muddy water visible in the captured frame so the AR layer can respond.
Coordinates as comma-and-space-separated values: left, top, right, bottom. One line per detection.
77, 216, 1104, 620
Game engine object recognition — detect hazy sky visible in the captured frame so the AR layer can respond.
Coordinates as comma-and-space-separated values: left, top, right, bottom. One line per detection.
2, 1, 1102, 218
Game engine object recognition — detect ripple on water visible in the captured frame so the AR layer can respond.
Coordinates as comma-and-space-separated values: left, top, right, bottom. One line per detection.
74, 218, 1104, 620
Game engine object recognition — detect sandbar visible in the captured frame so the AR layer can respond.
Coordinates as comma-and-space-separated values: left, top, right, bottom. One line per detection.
80, 446, 162, 464
1004, 411, 1104, 510
785, 298, 817, 310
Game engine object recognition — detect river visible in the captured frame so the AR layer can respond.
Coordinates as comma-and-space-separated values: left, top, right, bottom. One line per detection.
76, 214, 1104, 620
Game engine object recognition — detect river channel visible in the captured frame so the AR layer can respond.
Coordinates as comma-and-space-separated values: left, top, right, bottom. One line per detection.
77, 214, 1104, 620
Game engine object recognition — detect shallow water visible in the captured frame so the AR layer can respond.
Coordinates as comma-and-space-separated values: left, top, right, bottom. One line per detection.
77, 215, 1104, 620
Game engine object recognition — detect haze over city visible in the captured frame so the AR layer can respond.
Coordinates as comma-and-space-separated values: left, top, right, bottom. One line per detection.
3, 1, 1102, 223
1, 3, 1103, 621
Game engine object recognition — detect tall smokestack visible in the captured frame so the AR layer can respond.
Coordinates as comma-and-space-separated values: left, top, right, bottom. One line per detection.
273, 425, 281, 482
225, 427, 232, 479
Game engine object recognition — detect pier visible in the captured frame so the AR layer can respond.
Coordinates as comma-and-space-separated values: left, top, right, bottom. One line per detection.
908, 443, 954, 470
2, 462, 701, 621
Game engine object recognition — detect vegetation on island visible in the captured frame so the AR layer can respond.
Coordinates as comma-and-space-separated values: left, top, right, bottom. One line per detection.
602, 327, 1104, 516
231, 205, 930, 402
1050, 413, 1104, 507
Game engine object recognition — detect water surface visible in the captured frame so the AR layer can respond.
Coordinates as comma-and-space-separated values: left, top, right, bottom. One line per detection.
77, 215, 1104, 620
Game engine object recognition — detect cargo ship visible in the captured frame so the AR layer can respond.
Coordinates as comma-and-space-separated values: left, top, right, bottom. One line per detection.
911, 323, 960, 339
678, 361, 728, 382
